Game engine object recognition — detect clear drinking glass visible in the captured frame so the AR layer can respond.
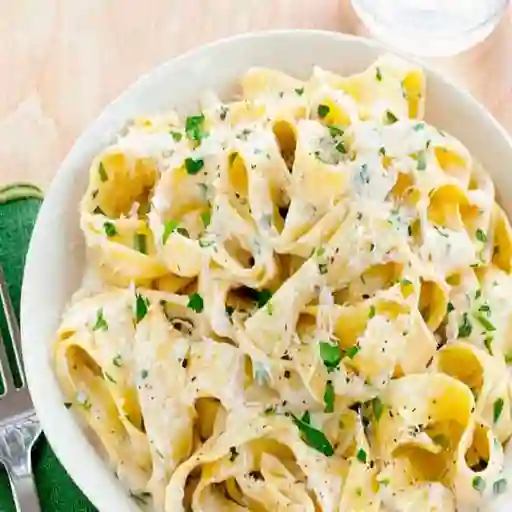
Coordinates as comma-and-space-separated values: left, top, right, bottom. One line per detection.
351, 0, 510, 56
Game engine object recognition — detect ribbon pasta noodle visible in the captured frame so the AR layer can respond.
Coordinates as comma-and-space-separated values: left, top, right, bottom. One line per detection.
54, 54, 512, 511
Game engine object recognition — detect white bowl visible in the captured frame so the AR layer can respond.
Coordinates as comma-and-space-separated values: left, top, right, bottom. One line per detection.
20, 30, 512, 511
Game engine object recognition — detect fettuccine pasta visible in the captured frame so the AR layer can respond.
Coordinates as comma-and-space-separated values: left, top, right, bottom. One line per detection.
54, 54, 512, 511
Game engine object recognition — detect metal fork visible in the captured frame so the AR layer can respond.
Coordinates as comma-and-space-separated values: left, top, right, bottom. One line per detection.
0, 265, 41, 511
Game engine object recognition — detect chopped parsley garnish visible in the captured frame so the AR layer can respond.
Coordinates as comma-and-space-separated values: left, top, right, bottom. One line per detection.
413, 123, 425, 131
185, 157, 204, 175
103, 221, 117, 237
253, 289, 272, 308
134, 233, 147, 254
229, 446, 238, 462
379, 146, 386, 157
369, 305, 376, 319
457, 312, 472, 338
169, 130, 182, 142
476, 229, 487, 243
187, 293, 204, 313
201, 211, 211, 229
64, 402, 72, 409
92, 308, 108, 331
93, 205, 106, 215
317, 104, 330, 119
416, 150, 427, 171
176, 227, 190, 237
343, 344, 361, 360
291, 412, 334, 456
335, 141, 347, 154
472, 475, 486, 493
318, 261, 328, 275
104, 372, 116, 384
493, 478, 507, 495
319, 341, 341, 370
447, 302, 454, 313
478, 303, 490, 314
327, 125, 344, 137
162, 219, 180, 244
372, 397, 383, 421
98, 162, 108, 182
294, 87, 304, 96
356, 448, 367, 463
476, 313, 496, 332
135, 293, 150, 323
385, 110, 398, 124
375, 67, 382, 81
484, 336, 494, 355
493, 397, 504, 423
141, 369, 149, 380
324, 380, 335, 413
113, 355, 123, 367
185, 114, 206, 142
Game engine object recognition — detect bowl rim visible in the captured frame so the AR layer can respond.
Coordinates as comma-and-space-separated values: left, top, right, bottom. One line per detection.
20, 28, 512, 511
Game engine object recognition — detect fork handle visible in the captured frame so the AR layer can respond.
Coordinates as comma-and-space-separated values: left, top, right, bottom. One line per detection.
7, 469, 41, 512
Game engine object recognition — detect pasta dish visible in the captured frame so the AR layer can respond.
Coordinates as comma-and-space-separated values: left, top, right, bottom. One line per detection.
54, 54, 512, 511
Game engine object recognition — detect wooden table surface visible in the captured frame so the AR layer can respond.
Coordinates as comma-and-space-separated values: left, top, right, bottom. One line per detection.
2, 0, 512, 188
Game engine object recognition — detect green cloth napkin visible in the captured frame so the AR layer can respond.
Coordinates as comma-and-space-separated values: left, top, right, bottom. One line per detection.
0, 192, 96, 511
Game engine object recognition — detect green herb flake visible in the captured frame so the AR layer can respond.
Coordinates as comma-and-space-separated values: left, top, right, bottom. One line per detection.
335, 141, 347, 154
476, 229, 487, 243
64, 402, 72, 409
113, 355, 123, 367
162, 219, 180, 244
141, 369, 149, 380
135, 293, 150, 323
493, 397, 504, 423
343, 344, 361, 360
134, 233, 147, 254
328, 125, 344, 137
375, 67, 382, 81
317, 104, 330, 119
356, 448, 367, 463
494, 478, 507, 495
416, 150, 427, 171
457, 312, 472, 338
472, 475, 486, 493
104, 372, 116, 384
295, 87, 304, 96
185, 157, 205, 175
266, 301, 274, 316
447, 302, 454, 313
170, 130, 182, 142
324, 380, 335, 413
176, 227, 190, 238
505, 353, 512, 364
484, 336, 494, 356
254, 289, 272, 308
319, 341, 341, 370
103, 221, 117, 237
187, 293, 204, 313
291, 413, 334, 456
379, 146, 386, 157
93, 205, 106, 216
185, 113, 206, 142
201, 211, 211, 229
92, 309, 108, 331
385, 110, 398, 125
369, 305, 376, 319
413, 123, 425, 131
476, 313, 496, 332
98, 162, 108, 182
372, 397, 383, 421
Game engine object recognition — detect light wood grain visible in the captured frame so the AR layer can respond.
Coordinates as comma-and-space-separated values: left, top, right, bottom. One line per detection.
1, 0, 511, 188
